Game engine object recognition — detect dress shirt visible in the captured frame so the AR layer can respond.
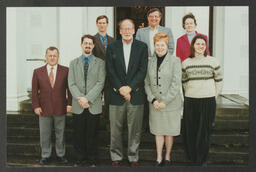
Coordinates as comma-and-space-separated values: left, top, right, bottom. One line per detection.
98, 33, 108, 47
187, 31, 196, 44
47, 64, 58, 82
122, 39, 133, 73
149, 26, 159, 56
83, 54, 93, 66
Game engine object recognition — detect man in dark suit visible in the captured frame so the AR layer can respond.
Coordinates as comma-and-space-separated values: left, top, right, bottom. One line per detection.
32, 46, 72, 165
93, 15, 115, 131
106, 19, 148, 167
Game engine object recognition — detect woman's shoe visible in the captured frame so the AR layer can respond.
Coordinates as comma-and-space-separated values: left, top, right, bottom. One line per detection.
163, 160, 172, 166
155, 160, 163, 167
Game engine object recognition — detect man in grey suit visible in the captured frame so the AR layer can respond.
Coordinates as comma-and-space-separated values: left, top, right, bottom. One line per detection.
68, 34, 105, 167
106, 19, 148, 167
135, 8, 175, 57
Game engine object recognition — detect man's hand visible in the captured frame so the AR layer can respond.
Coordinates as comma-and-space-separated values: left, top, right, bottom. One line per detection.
119, 86, 132, 101
34, 107, 42, 115
82, 103, 90, 109
78, 97, 90, 109
66, 106, 72, 113
123, 93, 131, 101
119, 86, 132, 96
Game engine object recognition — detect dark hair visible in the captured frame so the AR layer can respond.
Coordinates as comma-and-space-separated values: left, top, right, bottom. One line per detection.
96, 15, 109, 23
147, 8, 162, 18
190, 34, 207, 58
182, 12, 197, 29
81, 34, 95, 44
118, 18, 135, 29
45, 46, 59, 55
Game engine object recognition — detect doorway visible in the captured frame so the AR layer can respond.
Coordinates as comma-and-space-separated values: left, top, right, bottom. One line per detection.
114, 7, 165, 39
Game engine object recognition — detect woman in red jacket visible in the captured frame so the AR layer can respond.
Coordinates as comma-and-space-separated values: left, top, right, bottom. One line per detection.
176, 13, 210, 63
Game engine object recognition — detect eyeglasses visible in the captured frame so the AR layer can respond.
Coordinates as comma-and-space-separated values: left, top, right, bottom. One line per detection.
120, 27, 134, 32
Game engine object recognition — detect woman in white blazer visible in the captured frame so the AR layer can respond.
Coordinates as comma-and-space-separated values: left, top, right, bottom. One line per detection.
145, 32, 183, 166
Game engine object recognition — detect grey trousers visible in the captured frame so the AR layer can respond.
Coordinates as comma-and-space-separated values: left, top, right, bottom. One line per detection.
109, 101, 144, 162
39, 115, 66, 158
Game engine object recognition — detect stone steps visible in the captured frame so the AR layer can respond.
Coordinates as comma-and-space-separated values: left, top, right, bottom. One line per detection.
6, 95, 249, 166
7, 143, 248, 165
7, 128, 249, 145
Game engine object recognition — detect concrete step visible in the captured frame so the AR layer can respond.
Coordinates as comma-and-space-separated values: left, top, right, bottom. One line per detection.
7, 143, 248, 165
7, 128, 249, 145
6, 155, 247, 167
6, 114, 249, 131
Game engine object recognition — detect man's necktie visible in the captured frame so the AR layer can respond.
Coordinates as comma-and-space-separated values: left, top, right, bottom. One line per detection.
49, 67, 54, 88
102, 36, 107, 50
84, 57, 89, 93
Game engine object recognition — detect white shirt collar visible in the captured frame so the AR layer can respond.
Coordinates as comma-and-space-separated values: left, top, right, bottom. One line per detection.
122, 39, 133, 46
47, 64, 58, 70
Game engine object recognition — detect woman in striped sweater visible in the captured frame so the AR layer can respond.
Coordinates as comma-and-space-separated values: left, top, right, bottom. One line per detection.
182, 34, 223, 166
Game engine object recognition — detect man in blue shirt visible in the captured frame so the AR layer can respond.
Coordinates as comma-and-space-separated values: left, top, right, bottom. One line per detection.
68, 34, 106, 167
93, 15, 115, 132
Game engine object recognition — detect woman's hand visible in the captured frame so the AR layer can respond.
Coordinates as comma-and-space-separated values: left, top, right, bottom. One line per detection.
153, 100, 160, 110
158, 102, 166, 109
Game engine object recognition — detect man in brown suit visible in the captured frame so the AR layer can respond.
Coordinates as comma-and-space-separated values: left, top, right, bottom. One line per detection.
32, 46, 72, 165
93, 15, 115, 131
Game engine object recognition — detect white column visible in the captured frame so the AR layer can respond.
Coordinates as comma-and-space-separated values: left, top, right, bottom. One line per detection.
7, 8, 19, 111
58, 7, 84, 67
221, 7, 249, 98
212, 7, 225, 71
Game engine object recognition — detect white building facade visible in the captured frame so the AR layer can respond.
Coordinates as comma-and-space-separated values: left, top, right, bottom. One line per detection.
6, 6, 249, 111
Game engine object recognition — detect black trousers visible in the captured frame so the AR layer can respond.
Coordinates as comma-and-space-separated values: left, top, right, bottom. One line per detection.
72, 109, 100, 163
182, 96, 216, 165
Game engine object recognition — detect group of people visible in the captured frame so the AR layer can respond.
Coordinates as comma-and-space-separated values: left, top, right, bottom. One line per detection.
31, 8, 223, 167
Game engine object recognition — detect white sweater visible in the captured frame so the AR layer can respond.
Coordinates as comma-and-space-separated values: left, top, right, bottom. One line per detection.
182, 55, 223, 98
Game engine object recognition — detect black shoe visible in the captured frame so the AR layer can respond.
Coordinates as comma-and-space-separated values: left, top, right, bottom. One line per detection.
163, 160, 172, 166
74, 160, 83, 167
155, 160, 163, 167
40, 157, 50, 165
57, 156, 68, 163
201, 161, 207, 167
89, 162, 96, 167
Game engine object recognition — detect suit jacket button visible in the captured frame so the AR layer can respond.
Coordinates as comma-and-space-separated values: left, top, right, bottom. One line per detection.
160, 92, 162, 94
158, 77, 161, 79
159, 84, 161, 87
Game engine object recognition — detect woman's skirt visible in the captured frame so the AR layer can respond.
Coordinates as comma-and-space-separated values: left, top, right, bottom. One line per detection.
182, 96, 216, 164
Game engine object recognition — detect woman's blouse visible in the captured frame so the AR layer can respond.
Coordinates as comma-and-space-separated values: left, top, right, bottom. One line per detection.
182, 55, 223, 98
156, 53, 167, 85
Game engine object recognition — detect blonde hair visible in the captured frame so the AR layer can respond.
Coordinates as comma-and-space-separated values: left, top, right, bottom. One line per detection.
153, 32, 169, 46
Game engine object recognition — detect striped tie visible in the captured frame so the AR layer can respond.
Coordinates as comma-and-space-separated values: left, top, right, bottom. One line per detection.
84, 58, 89, 93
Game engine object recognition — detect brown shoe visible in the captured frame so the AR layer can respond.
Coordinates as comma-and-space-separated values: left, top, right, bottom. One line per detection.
112, 161, 121, 167
130, 161, 139, 167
